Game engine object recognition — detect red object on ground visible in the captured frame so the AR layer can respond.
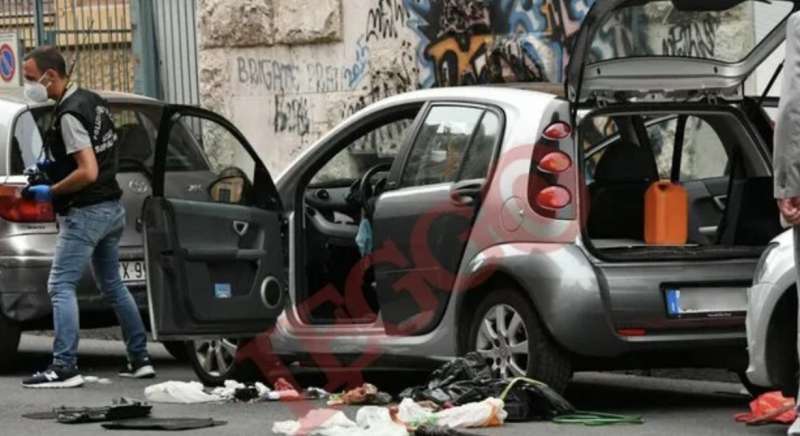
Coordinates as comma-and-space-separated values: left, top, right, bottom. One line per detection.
274, 378, 295, 391
735, 391, 797, 425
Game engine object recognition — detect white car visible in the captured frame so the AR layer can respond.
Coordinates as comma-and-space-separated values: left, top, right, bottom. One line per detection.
746, 228, 798, 395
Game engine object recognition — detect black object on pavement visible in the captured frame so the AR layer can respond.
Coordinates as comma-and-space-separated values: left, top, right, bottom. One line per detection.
400, 353, 576, 421
414, 425, 483, 436
101, 417, 227, 431
22, 398, 152, 423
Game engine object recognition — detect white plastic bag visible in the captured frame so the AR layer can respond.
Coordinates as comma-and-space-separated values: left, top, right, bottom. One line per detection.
435, 398, 507, 428
144, 381, 223, 404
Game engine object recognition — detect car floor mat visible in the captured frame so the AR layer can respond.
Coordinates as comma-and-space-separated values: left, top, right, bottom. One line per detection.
101, 417, 227, 431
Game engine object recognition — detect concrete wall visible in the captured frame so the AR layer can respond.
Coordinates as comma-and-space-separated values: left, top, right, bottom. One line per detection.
197, 0, 759, 174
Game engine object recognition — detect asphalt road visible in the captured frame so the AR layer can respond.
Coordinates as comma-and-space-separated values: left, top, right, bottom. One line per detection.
0, 334, 792, 436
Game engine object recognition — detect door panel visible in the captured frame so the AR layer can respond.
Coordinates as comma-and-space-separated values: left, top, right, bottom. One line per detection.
144, 105, 286, 340
372, 106, 503, 335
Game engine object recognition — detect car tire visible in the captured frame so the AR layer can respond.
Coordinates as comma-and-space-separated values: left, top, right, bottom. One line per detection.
0, 314, 20, 372
161, 340, 189, 362
186, 338, 257, 387
466, 287, 572, 393
737, 371, 771, 398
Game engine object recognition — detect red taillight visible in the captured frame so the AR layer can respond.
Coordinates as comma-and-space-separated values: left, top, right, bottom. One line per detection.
536, 185, 571, 210
543, 121, 572, 140
618, 328, 647, 337
538, 151, 572, 174
0, 185, 54, 222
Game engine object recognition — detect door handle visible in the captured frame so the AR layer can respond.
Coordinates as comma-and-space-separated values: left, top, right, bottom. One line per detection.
712, 195, 727, 211
233, 220, 249, 236
449, 179, 486, 206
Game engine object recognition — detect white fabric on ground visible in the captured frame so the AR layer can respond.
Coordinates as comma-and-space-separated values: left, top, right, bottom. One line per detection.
144, 381, 223, 404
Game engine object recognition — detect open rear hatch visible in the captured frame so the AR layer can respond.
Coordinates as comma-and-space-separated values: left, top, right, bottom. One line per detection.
567, 0, 800, 106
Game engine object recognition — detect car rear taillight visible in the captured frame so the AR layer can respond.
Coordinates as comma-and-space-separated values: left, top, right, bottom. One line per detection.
542, 121, 572, 140
0, 185, 54, 222
529, 120, 577, 220
538, 151, 572, 174
536, 186, 571, 210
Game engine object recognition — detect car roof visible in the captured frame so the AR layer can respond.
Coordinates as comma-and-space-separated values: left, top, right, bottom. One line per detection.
0, 87, 161, 111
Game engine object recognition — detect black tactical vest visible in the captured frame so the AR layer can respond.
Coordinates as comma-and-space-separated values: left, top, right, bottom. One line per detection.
43, 88, 122, 214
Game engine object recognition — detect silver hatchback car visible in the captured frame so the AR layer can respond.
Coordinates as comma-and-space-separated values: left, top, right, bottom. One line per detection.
0, 88, 214, 370
142, 0, 798, 390
746, 228, 797, 395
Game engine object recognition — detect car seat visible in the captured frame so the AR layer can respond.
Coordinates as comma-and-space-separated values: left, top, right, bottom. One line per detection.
587, 141, 659, 240
116, 124, 153, 169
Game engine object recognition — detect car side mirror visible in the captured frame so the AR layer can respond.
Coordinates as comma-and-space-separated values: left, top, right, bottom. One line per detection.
209, 175, 251, 204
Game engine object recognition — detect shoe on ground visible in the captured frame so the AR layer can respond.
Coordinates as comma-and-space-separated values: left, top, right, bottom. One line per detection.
22, 365, 84, 389
119, 358, 156, 379
789, 418, 800, 435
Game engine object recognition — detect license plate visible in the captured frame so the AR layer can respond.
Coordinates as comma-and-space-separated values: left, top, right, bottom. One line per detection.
664, 286, 747, 318
119, 260, 147, 283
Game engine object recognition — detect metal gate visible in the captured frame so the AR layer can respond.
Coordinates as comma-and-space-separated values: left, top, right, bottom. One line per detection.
0, 0, 134, 92
0, 0, 199, 102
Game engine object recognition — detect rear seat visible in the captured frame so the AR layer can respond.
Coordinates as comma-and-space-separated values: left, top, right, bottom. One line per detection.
587, 141, 659, 240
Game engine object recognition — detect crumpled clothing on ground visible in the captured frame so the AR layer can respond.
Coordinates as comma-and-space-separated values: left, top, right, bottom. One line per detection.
144, 381, 224, 404
735, 391, 797, 425
272, 398, 507, 436
327, 383, 392, 406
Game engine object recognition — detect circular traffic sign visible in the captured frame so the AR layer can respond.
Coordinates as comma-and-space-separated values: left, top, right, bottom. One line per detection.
0, 44, 15, 82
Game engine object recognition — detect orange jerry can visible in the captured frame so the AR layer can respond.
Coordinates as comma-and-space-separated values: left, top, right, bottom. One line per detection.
644, 181, 688, 245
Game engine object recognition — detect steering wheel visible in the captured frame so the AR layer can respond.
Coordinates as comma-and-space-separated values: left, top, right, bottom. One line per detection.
358, 163, 392, 205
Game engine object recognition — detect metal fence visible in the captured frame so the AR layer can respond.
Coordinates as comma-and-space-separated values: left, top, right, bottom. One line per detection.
0, 0, 199, 103
153, 0, 198, 104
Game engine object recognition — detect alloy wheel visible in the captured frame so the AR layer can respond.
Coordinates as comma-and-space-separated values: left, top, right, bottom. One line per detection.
193, 338, 238, 377
475, 304, 529, 378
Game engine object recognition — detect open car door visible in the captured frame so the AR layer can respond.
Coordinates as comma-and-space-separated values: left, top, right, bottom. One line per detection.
567, 0, 800, 106
143, 105, 286, 340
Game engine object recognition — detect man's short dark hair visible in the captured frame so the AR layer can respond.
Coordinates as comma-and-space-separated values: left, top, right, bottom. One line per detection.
24, 46, 67, 77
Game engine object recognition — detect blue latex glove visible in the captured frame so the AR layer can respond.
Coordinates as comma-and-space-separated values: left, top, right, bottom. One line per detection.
21, 185, 53, 202
355, 218, 373, 256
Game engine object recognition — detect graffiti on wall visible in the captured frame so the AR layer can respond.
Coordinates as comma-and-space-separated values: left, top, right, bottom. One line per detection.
404, 0, 594, 87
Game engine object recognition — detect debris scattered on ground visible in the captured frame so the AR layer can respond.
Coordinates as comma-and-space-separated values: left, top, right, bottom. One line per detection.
735, 391, 797, 425
144, 381, 224, 404
327, 383, 392, 406
399, 353, 492, 406
273, 398, 507, 436
101, 417, 226, 431
23, 398, 151, 424
83, 375, 112, 385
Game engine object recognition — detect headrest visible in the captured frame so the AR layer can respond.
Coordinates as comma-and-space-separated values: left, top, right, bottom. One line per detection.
594, 141, 659, 183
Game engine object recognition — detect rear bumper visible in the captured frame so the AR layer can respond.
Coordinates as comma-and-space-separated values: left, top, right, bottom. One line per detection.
0, 253, 148, 323
746, 282, 780, 388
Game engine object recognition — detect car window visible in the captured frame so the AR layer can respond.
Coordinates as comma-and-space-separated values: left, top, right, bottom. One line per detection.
165, 114, 260, 206
10, 104, 210, 175
459, 111, 502, 180
401, 106, 485, 187
11, 111, 44, 174
310, 117, 414, 187
648, 116, 729, 181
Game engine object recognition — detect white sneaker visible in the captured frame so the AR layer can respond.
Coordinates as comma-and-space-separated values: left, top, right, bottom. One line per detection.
788, 417, 800, 435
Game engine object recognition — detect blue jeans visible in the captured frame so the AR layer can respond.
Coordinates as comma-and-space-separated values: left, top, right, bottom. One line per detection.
49, 200, 148, 369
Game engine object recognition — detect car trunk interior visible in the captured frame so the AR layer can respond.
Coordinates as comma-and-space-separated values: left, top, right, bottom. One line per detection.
580, 104, 782, 262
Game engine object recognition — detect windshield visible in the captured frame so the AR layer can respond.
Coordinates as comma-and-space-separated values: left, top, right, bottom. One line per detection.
587, 0, 796, 65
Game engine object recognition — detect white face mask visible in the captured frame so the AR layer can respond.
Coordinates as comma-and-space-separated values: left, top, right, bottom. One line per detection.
24, 75, 49, 103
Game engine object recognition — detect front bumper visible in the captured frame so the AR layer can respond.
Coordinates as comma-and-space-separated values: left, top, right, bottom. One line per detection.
745, 282, 773, 387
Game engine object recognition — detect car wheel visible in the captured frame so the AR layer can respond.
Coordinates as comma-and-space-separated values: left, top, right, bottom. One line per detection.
186, 338, 251, 386
160, 340, 189, 362
737, 371, 771, 398
0, 314, 20, 372
467, 287, 572, 393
